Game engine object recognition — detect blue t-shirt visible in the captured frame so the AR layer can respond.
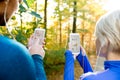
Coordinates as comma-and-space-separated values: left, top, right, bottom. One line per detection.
0, 36, 47, 80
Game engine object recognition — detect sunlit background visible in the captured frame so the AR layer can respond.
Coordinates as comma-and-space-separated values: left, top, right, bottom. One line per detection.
103, 0, 120, 11
17, 0, 120, 26
9, 0, 120, 27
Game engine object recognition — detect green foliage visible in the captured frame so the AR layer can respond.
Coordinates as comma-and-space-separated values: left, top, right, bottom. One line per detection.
0, 27, 11, 37
44, 48, 65, 74
19, 4, 27, 12
26, 0, 34, 7
77, 29, 89, 33
28, 11, 42, 19
13, 27, 33, 45
23, 0, 29, 8
19, 1, 42, 19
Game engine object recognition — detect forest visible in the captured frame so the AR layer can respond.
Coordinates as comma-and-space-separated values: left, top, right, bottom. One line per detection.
0, 0, 109, 80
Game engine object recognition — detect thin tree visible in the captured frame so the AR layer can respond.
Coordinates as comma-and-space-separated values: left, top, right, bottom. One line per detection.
58, 0, 62, 46
72, 0, 77, 33
81, 12, 85, 46
44, 0, 48, 37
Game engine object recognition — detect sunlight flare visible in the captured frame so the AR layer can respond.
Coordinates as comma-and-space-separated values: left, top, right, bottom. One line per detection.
103, 0, 120, 11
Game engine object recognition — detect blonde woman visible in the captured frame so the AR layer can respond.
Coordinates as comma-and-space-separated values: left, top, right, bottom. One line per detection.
64, 10, 120, 80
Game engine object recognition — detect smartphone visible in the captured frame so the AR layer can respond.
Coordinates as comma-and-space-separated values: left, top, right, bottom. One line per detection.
69, 33, 80, 54
34, 28, 45, 45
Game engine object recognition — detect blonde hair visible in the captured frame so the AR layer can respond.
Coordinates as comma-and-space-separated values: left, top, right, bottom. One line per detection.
95, 10, 120, 53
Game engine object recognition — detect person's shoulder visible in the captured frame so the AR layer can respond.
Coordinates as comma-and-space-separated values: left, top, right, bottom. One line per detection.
0, 36, 29, 55
0, 36, 36, 80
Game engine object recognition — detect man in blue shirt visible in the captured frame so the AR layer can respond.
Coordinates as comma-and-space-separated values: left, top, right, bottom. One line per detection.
0, 0, 47, 80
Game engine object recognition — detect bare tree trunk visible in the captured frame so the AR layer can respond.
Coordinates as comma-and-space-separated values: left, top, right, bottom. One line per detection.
72, 0, 77, 33
58, 0, 62, 46
81, 12, 85, 46
59, 15, 62, 46
35, 0, 37, 26
44, 0, 47, 37
88, 33, 92, 54
20, 13, 23, 32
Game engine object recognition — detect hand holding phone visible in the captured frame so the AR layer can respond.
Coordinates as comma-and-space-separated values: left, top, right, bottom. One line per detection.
28, 28, 45, 58
69, 33, 80, 55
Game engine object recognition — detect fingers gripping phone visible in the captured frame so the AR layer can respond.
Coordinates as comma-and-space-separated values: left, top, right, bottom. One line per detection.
69, 33, 80, 54
34, 28, 45, 45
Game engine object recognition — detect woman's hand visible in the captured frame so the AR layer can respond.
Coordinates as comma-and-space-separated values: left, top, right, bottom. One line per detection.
28, 34, 45, 58
68, 42, 86, 60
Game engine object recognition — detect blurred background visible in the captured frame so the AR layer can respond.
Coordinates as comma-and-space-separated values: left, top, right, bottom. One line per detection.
0, 0, 120, 80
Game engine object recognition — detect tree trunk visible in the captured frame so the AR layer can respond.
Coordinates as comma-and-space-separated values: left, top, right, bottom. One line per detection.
35, 0, 37, 26
59, 15, 62, 46
72, 0, 77, 33
20, 13, 23, 32
88, 33, 92, 54
44, 0, 48, 37
58, 0, 62, 46
81, 12, 85, 46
